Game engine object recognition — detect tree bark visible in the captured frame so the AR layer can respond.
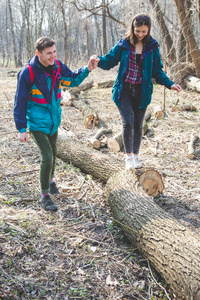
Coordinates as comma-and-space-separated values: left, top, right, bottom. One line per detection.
174, 0, 200, 77
148, 0, 176, 65
105, 170, 200, 300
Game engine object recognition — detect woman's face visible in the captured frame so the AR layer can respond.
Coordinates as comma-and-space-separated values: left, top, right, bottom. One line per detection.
134, 25, 149, 41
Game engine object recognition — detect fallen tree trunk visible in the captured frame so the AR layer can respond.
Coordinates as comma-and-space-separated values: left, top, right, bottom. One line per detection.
57, 129, 164, 196
57, 130, 200, 299
185, 75, 200, 92
106, 170, 200, 300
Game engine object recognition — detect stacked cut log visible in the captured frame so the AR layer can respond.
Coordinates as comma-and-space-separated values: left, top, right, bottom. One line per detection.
57, 129, 200, 299
88, 128, 112, 149
72, 99, 99, 128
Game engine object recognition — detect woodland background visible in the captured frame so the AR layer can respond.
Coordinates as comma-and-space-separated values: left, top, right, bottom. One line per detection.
0, 0, 200, 300
1, 0, 200, 83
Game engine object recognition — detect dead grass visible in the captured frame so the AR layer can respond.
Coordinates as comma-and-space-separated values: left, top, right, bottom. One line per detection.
0, 67, 199, 300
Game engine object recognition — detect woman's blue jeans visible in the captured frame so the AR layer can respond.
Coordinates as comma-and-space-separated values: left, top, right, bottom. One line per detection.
118, 85, 146, 154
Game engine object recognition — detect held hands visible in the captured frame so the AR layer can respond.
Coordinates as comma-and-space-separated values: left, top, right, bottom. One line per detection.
18, 132, 28, 143
87, 55, 100, 71
171, 84, 182, 93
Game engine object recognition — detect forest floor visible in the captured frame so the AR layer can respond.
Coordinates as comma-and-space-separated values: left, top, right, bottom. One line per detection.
0, 66, 200, 300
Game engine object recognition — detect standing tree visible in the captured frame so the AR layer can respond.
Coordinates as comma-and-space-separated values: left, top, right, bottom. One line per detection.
148, 0, 176, 65
7, 0, 18, 67
174, 0, 200, 77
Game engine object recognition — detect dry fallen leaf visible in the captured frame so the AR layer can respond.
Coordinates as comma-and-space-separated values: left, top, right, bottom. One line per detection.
106, 274, 119, 286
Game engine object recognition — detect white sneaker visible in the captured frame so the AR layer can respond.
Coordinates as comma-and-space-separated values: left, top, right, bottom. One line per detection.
133, 155, 142, 168
125, 155, 134, 170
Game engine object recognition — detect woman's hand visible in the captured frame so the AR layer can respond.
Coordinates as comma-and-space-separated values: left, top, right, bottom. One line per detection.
171, 84, 182, 93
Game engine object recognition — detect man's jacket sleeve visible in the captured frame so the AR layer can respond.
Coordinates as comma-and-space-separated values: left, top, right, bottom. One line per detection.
59, 62, 90, 87
98, 43, 122, 70
14, 68, 31, 132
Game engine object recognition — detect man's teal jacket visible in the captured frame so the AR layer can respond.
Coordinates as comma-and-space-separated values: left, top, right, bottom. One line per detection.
14, 55, 90, 136
98, 36, 174, 108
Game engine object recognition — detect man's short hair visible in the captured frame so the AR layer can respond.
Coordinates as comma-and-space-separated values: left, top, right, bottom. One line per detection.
35, 37, 56, 53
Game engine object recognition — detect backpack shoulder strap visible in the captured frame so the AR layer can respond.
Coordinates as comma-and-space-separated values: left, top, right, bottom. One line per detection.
27, 64, 34, 83
55, 59, 61, 75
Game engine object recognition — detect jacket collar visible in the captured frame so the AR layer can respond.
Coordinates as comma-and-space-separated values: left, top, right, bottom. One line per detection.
26, 55, 59, 83
118, 36, 159, 54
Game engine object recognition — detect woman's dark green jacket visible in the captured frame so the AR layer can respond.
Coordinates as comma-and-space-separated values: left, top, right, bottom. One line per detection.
98, 36, 174, 108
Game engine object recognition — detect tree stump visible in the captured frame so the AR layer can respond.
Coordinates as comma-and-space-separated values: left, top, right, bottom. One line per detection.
106, 170, 200, 300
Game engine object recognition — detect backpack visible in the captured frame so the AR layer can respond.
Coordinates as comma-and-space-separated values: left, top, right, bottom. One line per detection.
27, 58, 61, 83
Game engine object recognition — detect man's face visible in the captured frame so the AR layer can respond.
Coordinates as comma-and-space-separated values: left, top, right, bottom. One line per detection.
36, 44, 56, 67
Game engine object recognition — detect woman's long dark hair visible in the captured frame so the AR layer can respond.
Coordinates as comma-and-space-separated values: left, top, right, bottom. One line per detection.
125, 14, 151, 45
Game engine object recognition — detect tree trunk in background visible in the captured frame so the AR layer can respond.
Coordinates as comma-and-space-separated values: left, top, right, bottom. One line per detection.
102, 0, 107, 54
148, 0, 176, 65
106, 171, 200, 300
22, 0, 32, 60
60, 0, 68, 64
17, 6, 26, 67
93, 14, 102, 55
84, 21, 91, 59
177, 32, 186, 63
7, 0, 18, 67
174, 0, 200, 77
38, 0, 46, 37
34, 0, 37, 42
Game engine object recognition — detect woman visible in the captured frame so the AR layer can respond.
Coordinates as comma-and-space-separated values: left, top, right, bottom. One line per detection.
92, 14, 182, 169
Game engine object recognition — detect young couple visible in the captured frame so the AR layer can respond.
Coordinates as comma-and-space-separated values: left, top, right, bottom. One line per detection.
14, 14, 182, 212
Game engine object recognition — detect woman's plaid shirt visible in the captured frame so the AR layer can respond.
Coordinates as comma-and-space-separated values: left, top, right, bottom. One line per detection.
124, 44, 143, 85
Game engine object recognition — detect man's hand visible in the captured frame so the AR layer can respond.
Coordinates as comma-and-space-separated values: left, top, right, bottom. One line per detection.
87, 55, 100, 71
18, 132, 28, 143
171, 84, 182, 93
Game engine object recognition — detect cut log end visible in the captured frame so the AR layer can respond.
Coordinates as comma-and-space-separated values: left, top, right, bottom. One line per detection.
138, 169, 164, 197
84, 115, 99, 128
155, 110, 165, 119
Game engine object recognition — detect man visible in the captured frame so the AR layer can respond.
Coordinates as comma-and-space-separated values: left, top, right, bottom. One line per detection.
14, 36, 97, 212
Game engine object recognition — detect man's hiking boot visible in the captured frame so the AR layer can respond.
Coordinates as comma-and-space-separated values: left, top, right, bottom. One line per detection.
50, 182, 60, 194
39, 195, 58, 212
